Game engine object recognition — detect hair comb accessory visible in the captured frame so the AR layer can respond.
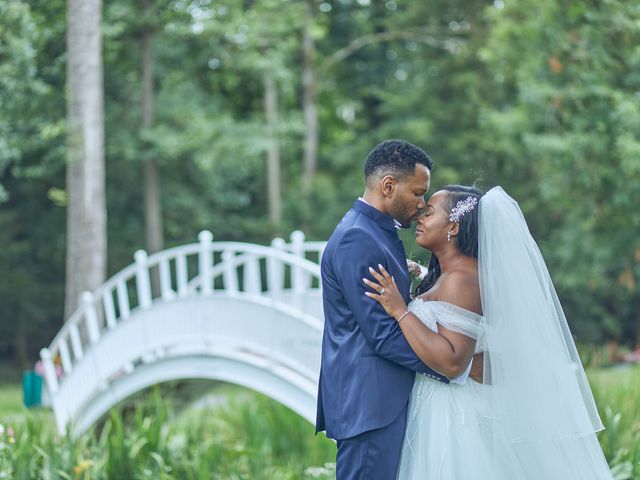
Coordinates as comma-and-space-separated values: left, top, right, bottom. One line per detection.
449, 196, 478, 223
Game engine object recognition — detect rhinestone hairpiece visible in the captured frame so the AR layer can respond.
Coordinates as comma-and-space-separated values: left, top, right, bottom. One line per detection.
449, 196, 478, 223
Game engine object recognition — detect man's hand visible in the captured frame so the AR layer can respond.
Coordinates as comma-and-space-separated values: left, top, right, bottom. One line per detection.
469, 352, 484, 383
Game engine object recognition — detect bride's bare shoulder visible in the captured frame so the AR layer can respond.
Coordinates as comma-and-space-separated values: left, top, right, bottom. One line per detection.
436, 269, 482, 316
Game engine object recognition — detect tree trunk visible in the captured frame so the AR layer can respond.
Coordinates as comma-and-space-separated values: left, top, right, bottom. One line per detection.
65, 0, 106, 320
264, 70, 282, 228
142, 0, 163, 255
302, 3, 318, 196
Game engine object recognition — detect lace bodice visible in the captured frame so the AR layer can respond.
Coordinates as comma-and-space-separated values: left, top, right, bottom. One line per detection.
407, 298, 486, 353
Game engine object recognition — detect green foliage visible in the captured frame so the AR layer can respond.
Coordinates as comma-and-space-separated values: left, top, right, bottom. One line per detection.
590, 367, 640, 479
1, 370, 639, 478
1, 0, 639, 368
0, 387, 336, 479
480, 0, 640, 343
0, 0, 67, 367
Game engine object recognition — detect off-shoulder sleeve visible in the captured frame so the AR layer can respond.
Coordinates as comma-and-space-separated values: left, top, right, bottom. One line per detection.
429, 301, 484, 340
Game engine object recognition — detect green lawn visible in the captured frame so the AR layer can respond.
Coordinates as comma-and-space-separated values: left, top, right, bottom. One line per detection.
0, 384, 25, 418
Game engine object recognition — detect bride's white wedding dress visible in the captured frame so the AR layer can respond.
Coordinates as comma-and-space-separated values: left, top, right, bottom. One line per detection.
397, 187, 614, 480
397, 299, 613, 480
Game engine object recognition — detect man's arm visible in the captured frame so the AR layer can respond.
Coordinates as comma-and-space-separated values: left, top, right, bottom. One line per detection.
335, 228, 448, 382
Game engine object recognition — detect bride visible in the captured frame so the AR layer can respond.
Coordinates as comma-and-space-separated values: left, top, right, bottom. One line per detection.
364, 186, 613, 479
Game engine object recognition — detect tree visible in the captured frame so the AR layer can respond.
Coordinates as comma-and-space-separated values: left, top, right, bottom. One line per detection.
65, 0, 107, 318
480, 0, 640, 343
141, 0, 164, 255
0, 0, 68, 368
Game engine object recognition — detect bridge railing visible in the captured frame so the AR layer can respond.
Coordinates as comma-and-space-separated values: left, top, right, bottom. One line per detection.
40, 231, 325, 396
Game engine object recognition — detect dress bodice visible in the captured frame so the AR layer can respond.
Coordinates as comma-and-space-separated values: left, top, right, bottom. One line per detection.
407, 298, 486, 353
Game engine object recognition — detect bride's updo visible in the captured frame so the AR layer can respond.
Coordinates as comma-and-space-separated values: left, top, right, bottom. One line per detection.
414, 185, 484, 296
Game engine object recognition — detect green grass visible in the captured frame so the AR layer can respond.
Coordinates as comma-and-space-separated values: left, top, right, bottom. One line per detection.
589, 366, 640, 479
0, 384, 23, 417
0, 368, 638, 479
0, 385, 336, 479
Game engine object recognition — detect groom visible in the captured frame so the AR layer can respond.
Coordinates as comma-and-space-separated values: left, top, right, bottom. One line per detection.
316, 140, 449, 479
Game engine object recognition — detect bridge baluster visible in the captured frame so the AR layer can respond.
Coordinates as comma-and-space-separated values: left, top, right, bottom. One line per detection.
159, 258, 175, 301
268, 238, 286, 296
82, 292, 100, 344
58, 338, 72, 374
222, 249, 238, 295
69, 323, 83, 361
39, 348, 58, 394
176, 253, 188, 298
116, 281, 131, 320
198, 231, 214, 295
290, 231, 308, 295
244, 253, 261, 294
102, 290, 117, 329
134, 250, 152, 309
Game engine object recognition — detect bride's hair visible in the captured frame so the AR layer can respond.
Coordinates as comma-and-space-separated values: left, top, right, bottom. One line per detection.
414, 184, 484, 296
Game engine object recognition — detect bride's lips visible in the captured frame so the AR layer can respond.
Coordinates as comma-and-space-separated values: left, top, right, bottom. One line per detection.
415, 228, 424, 235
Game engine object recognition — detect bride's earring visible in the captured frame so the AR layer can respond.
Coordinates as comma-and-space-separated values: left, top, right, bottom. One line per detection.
447, 231, 452, 242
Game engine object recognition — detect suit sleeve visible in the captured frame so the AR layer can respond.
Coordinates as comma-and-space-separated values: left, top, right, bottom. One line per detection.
335, 228, 448, 381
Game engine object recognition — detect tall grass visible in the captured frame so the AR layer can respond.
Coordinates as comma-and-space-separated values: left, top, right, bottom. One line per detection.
590, 366, 640, 480
0, 368, 638, 479
0, 386, 335, 479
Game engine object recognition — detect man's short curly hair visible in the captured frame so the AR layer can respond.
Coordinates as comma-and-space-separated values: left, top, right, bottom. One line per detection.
364, 139, 433, 187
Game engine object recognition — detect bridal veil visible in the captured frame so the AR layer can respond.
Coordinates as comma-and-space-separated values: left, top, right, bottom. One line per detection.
478, 187, 604, 443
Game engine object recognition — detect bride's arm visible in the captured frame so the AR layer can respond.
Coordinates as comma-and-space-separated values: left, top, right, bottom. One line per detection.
364, 267, 479, 379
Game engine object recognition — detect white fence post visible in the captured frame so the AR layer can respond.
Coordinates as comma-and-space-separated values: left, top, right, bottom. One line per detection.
222, 249, 238, 295
268, 238, 286, 296
40, 348, 58, 394
134, 250, 152, 309
82, 291, 100, 344
102, 290, 117, 330
158, 258, 175, 301
58, 339, 72, 374
176, 253, 188, 298
69, 324, 83, 361
290, 231, 307, 295
116, 281, 131, 320
198, 230, 213, 295
244, 253, 261, 294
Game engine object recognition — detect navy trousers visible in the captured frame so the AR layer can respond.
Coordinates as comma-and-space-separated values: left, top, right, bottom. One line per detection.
335, 403, 408, 480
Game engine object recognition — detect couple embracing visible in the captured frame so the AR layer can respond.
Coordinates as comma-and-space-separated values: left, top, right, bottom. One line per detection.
315, 140, 613, 479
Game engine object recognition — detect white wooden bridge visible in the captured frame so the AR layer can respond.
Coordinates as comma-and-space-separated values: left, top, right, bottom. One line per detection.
40, 231, 326, 436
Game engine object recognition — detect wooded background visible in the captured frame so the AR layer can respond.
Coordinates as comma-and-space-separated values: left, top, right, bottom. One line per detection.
1, 0, 639, 373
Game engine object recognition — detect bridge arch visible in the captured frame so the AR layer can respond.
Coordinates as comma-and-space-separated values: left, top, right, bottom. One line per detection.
40, 231, 326, 436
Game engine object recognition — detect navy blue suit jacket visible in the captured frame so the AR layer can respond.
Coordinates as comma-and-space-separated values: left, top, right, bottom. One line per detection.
316, 200, 447, 440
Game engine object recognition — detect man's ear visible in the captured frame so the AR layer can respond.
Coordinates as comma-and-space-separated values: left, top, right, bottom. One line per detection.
381, 175, 397, 198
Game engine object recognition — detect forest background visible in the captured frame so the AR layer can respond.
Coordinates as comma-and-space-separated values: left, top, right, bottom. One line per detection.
1, 0, 639, 375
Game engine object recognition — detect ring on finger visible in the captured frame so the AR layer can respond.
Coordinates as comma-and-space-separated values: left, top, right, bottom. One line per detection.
380, 287, 385, 294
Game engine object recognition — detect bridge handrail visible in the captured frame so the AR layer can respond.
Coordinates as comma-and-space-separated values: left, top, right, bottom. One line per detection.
41, 231, 326, 392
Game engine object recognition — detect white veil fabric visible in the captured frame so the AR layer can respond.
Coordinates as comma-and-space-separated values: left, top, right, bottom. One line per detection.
478, 187, 604, 443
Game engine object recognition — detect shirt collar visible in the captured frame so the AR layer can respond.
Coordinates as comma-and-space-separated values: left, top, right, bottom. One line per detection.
358, 197, 402, 230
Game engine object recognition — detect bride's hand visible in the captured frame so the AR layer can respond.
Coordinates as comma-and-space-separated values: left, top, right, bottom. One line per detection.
363, 265, 407, 320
